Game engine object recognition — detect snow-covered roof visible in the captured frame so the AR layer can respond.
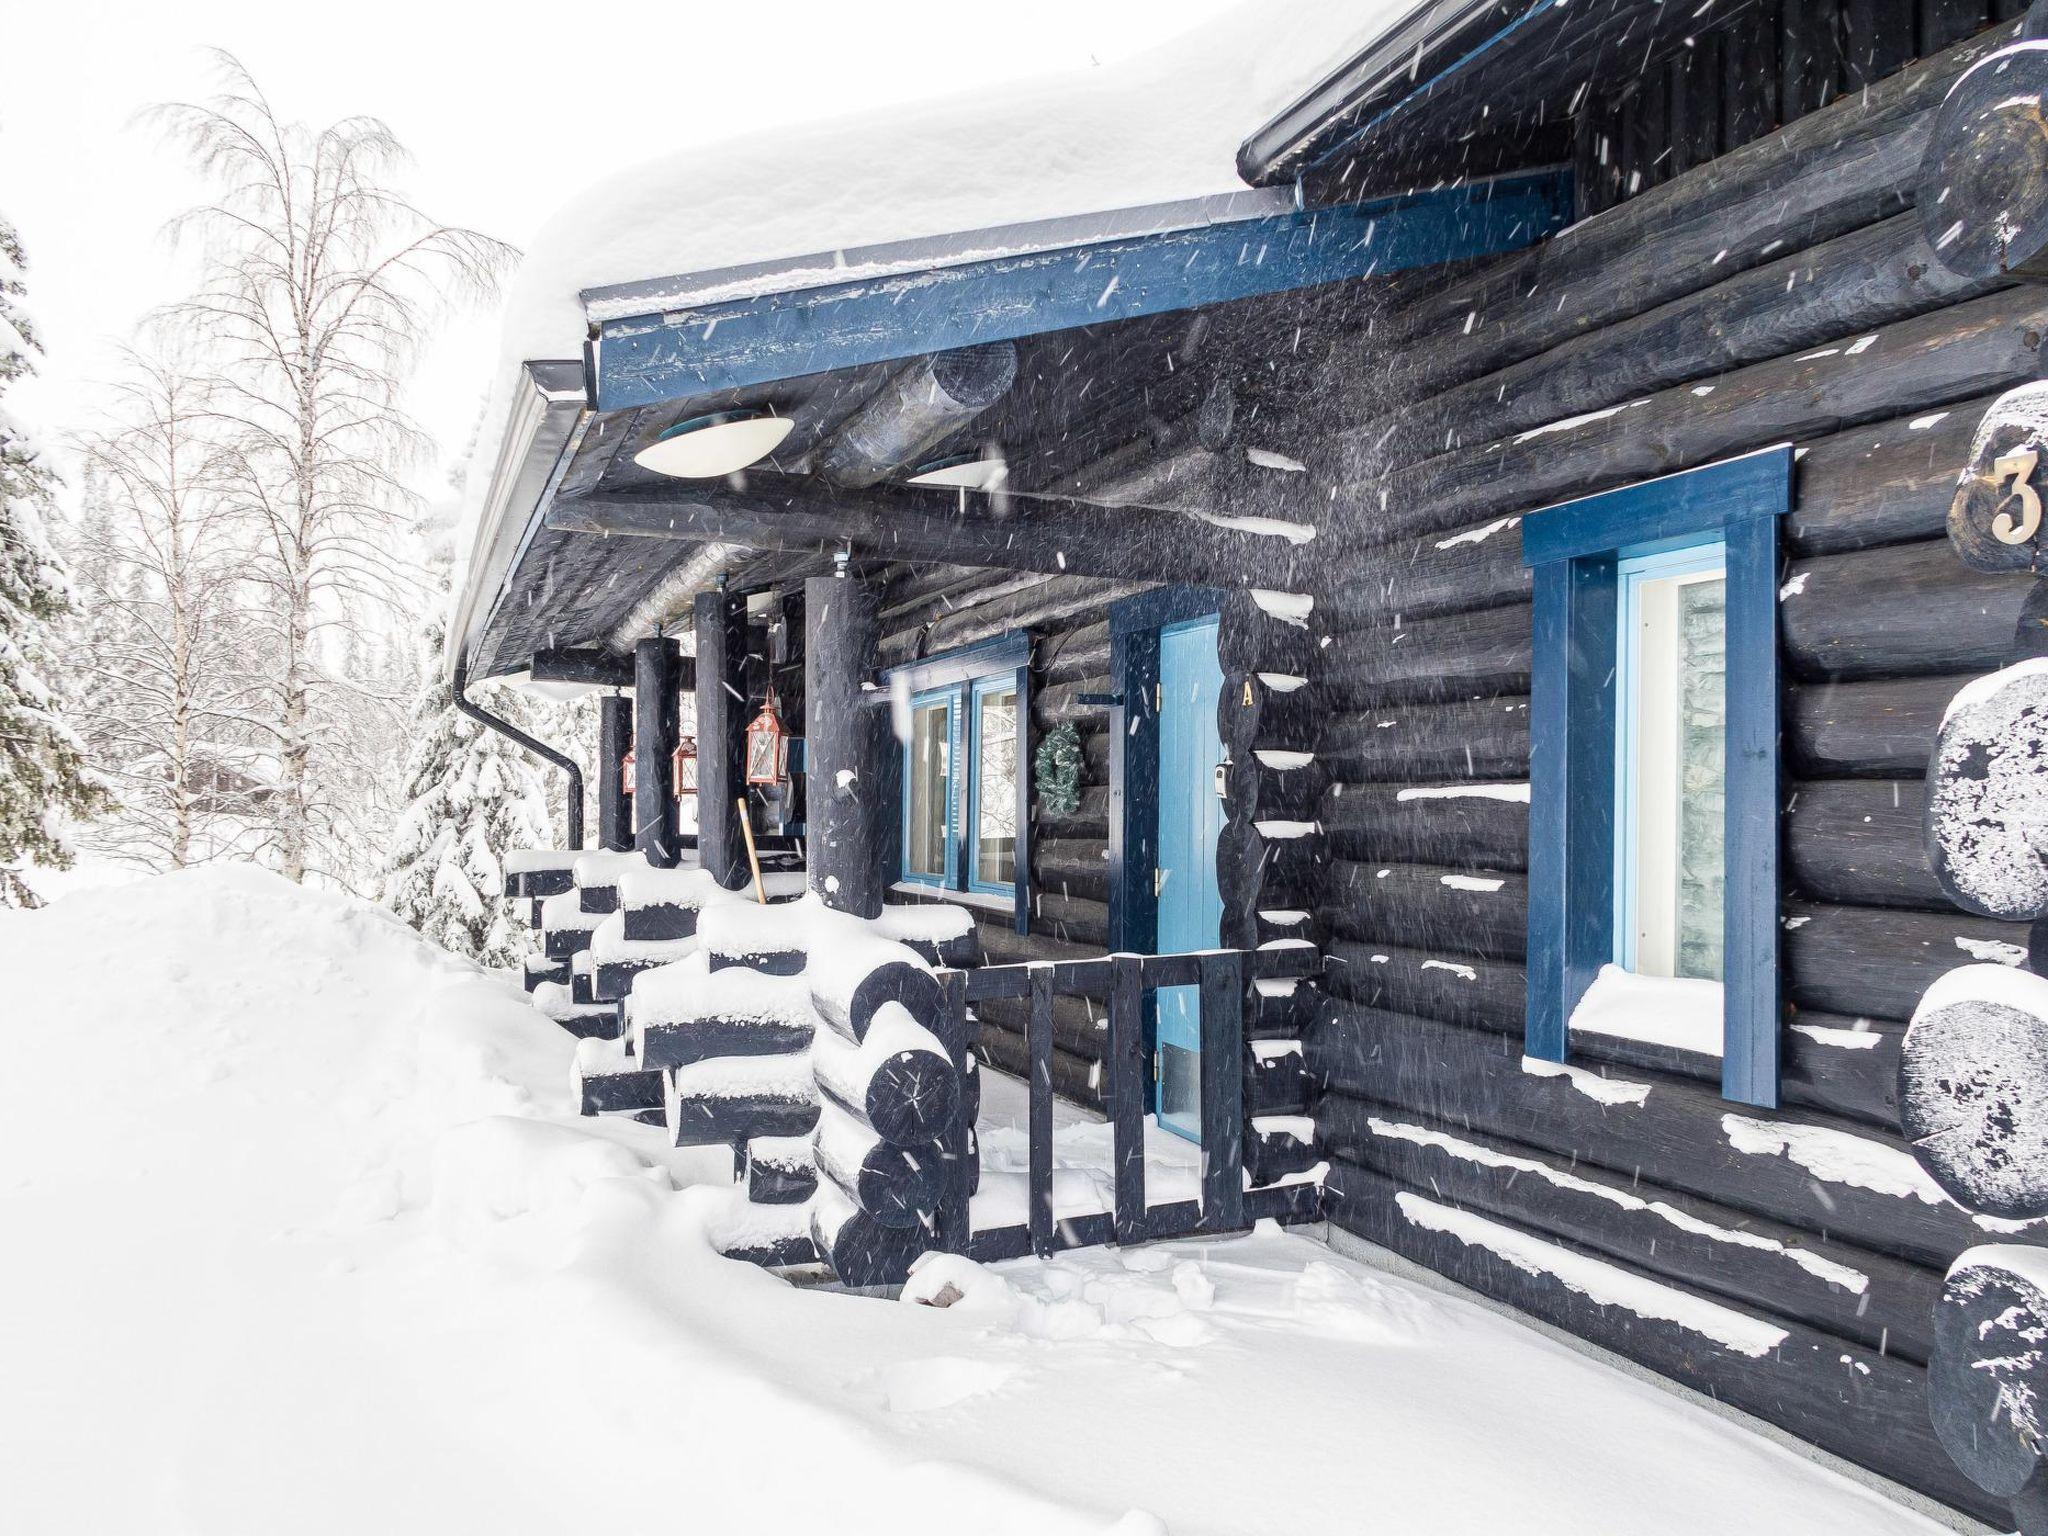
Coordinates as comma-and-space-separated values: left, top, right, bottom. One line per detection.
497, 0, 1418, 361
452, 1, 1420, 681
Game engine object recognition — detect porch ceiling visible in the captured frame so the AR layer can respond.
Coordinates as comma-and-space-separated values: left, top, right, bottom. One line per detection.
464, 173, 1572, 681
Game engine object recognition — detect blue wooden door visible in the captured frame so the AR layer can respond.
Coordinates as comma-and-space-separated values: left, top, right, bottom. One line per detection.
1154, 616, 1224, 1142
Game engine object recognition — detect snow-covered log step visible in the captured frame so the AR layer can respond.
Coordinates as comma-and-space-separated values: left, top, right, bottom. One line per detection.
871, 901, 982, 967
504, 849, 578, 899
533, 981, 619, 1041
521, 950, 568, 994
810, 1181, 932, 1289
1246, 1115, 1319, 1187
814, 1101, 947, 1228
711, 1200, 819, 1268
812, 1003, 959, 1147
1322, 1160, 1986, 1521
1931, 1246, 2048, 1502
1902, 964, 2048, 1220
744, 1135, 817, 1205
571, 850, 650, 915
665, 1053, 819, 1148
807, 936, 943, 1044
587, 912, 698, 1004
569, 950, 599, 1006
538, 892, 605, 961
627, 955, 819, 1068
573, 1038, 663, 1116
698, 902, 809, 974
617, 866, 737, 941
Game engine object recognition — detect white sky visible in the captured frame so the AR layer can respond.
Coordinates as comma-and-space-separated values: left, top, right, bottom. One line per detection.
3, 0, 1238, 489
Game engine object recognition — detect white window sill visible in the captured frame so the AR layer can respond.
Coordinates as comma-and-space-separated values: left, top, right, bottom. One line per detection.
890, 881, 1015, 914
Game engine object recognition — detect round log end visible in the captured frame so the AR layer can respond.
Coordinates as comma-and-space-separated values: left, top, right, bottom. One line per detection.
1921, 43, 2048, 282
1947, 385, 2048, 574
1933, 1247, 2048, 1495
866, 1048, 961, 1146
1927, 660, 2048, 921
1902, 966, 2048, 1219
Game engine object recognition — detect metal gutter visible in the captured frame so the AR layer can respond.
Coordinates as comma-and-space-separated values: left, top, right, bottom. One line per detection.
453, 658, 585, 850
1236, 0, 1555, 188
445, 359, 589, 685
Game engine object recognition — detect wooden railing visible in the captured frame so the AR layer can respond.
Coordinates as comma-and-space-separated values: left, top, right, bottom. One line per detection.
936, 944, 1321, 1262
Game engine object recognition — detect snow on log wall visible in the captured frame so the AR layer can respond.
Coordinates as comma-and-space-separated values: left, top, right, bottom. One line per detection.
1304, 19, 2043, 1530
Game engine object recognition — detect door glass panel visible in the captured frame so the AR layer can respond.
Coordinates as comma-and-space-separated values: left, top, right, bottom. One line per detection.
1158, 1043, 1201, 1136
1154, 616, 1224, 1144
973, 684, 1018, 888
1624, 557, 1726, 981
905, 698, 952, 881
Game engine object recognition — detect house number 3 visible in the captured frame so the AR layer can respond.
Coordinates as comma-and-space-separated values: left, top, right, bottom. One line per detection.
1993, 446, 2044, 545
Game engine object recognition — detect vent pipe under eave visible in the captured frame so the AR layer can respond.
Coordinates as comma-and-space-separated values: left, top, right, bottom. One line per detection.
815, 342, 1018, 489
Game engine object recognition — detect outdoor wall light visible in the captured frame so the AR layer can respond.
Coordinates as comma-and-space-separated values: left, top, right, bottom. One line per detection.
905, 452, 1008, 491
632, 409, 794, 479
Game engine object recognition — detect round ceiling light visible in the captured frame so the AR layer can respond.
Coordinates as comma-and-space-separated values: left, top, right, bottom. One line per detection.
905, 453, 1009, 491
632, 410, 794, 479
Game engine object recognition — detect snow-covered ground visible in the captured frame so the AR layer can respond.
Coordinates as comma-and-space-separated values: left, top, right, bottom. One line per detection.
0, 868, 1955, 1535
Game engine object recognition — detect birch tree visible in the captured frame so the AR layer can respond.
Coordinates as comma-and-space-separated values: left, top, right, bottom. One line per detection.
0, 214, 108, 904
70, 350, 267, 869
154, 55, 513, 885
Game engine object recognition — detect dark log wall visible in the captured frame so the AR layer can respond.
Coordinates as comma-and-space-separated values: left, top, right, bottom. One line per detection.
878, 568, 1131, 1107
1574, 0, 2032, 220
1306, 23, 2042, 1528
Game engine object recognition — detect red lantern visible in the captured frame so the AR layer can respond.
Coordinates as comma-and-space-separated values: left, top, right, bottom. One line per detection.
620, 748, 635, 796
745, 690, 790, 786
672, 738, 698, 798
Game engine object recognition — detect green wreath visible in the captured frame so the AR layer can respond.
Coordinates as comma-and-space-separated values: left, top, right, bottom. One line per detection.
1034, 722, 1082, 818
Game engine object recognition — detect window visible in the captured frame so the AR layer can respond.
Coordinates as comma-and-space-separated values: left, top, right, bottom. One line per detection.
1615, 544, 1726, 984
904, 692, 955, 884
1521, 447, 1791, 1107
970, 677, 1019, 890
887, 635, 1031, 922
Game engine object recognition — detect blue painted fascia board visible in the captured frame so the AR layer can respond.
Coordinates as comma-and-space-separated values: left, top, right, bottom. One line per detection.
591, 171, 1572, 413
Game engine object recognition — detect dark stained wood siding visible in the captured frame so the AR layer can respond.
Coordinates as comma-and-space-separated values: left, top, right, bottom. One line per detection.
1302, 23, 2041, 1529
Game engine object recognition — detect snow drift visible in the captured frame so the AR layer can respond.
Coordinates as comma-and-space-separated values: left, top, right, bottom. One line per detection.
0, 867, 1954, 1534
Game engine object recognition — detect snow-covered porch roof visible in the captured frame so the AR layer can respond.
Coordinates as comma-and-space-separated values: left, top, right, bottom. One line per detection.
448, 0, 1578, 684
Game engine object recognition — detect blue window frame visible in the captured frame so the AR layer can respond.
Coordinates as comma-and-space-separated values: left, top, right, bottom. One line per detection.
1521, 446, 1791, 1107
884, 633, 1032, 931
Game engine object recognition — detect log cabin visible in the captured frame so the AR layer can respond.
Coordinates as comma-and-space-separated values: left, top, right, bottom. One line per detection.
458, 2, 2048, 1527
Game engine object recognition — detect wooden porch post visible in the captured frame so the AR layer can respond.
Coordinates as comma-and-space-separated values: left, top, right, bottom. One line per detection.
596, 693, 633, 853
803, 570, 884, 918
694, 589, 750, 890
632, 637, 682, 867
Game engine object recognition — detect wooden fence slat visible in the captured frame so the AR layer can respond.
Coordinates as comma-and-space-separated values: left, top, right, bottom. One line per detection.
1198, 953, 1248, 1231
1108, 954, 1148, 1245
936, 968, 972, 1255
1029, 965, 1056, 1257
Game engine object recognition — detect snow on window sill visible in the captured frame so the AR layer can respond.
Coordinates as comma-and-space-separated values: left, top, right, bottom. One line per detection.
1569, 963, 1724, 1059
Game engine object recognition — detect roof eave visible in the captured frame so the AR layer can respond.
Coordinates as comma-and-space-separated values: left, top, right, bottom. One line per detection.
445, 359, 588, 685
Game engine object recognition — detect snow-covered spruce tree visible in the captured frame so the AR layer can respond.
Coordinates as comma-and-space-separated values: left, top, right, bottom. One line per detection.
0, 214, 108, 905
381, 510, 549, 967
153, 55, 514, 886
